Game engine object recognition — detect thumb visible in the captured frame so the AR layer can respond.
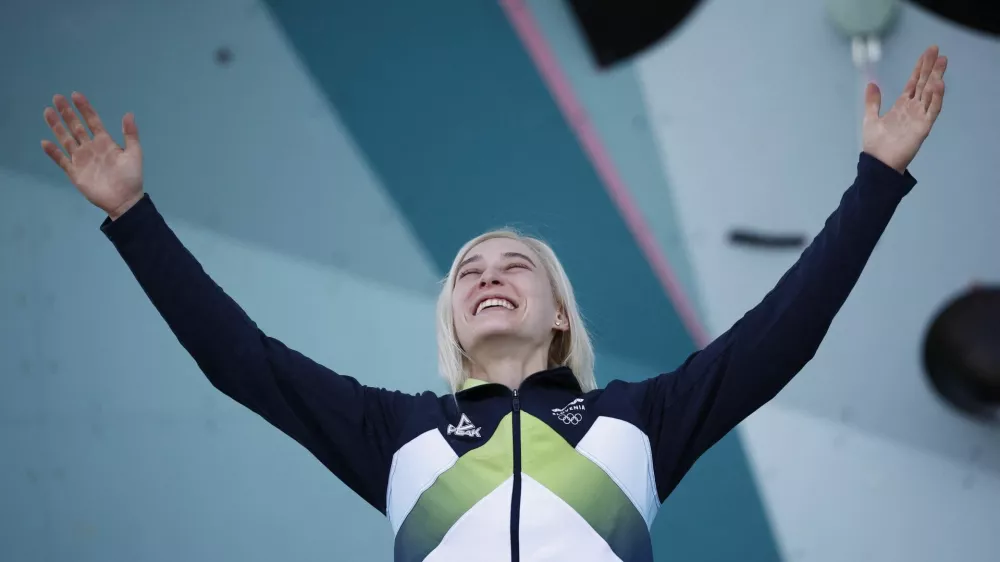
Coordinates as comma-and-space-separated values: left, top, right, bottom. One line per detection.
122, 113, 141, 154
864, 82, 881, 121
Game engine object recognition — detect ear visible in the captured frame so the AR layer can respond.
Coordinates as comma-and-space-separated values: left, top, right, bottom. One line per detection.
553, 310, 569, 332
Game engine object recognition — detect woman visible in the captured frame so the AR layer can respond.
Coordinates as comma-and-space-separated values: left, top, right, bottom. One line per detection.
40, 46, 946, 562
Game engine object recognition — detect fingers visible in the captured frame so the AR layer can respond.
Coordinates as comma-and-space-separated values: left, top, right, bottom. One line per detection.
928, 82, 945, 122
864, 82, 882, 121
927, 57, 947, 120
42, 91, 119, 164
122, 113, 141, 155
915, 45, 938, 103
53, 94, 90, 145
43, 106, 79, 156
934, 55, 948, 79
72, 92, 107, 137
929, 55, 947, 89
41, 139, 73, 177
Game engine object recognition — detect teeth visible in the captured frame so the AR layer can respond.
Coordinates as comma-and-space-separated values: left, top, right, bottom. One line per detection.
476, 298, 515, 315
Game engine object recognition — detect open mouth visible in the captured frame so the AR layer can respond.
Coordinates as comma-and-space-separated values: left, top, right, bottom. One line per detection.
474, 297, 518, 316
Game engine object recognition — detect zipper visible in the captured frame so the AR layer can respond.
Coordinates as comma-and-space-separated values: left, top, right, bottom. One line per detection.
510, 388, 521, 562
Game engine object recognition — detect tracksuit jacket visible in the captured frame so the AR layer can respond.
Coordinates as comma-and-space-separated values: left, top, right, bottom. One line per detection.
101, 153, 916, 561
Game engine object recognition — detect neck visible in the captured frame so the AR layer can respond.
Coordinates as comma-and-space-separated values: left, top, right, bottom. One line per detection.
467, 339, 549, 390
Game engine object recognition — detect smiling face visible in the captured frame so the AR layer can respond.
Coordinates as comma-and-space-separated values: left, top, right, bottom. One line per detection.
451, 236, 567, 358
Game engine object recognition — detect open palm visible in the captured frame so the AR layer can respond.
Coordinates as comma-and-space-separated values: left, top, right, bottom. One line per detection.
42, 92, 144, 219
862, 45, 947, 173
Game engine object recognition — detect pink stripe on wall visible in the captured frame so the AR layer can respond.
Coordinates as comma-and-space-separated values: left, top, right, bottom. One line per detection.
500, 0, 710, 348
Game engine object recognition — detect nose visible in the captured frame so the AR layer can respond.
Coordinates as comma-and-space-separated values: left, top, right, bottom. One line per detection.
479, 268, 503, 287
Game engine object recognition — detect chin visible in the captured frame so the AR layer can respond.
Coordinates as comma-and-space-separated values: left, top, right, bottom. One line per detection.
473, 320, 522, 339
465, 317, 529, 346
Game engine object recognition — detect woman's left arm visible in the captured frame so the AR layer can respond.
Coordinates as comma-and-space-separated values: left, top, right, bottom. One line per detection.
624, 46, 947, 499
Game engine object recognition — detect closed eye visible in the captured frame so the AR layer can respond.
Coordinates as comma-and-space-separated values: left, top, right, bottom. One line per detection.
459, 269, 481, 278
506, 262, 531, 271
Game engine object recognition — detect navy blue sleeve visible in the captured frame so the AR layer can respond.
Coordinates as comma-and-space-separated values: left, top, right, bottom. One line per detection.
626, 152, 917, 500
101, 194, 416, 514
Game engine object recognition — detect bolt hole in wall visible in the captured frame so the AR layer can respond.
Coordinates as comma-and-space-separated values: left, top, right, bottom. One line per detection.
215, 46, 234, 66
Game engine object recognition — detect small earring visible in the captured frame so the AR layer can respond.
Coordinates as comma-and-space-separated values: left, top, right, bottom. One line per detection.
555, 320, 561, 326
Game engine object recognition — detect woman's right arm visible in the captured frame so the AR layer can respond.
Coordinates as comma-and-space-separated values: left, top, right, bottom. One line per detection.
41, 92, 414, 514
103, 194, 416, 510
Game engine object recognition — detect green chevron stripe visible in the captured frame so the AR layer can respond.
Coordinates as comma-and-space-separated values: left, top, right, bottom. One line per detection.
520, 413, 653, 561
394, 415, 514, 561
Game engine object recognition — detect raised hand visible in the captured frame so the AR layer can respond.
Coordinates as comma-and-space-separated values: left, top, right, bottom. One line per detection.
862, 45, 947, 174
41, 92, 144, 220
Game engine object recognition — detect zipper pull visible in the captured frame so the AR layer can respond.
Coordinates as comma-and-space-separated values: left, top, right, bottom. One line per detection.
512, 389, 520, 412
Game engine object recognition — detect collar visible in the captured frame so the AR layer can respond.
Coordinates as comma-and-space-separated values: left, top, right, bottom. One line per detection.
459, 378, 490, 391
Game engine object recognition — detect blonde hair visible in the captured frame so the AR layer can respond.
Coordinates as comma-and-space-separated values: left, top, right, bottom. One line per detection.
436, 229, 597, 394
